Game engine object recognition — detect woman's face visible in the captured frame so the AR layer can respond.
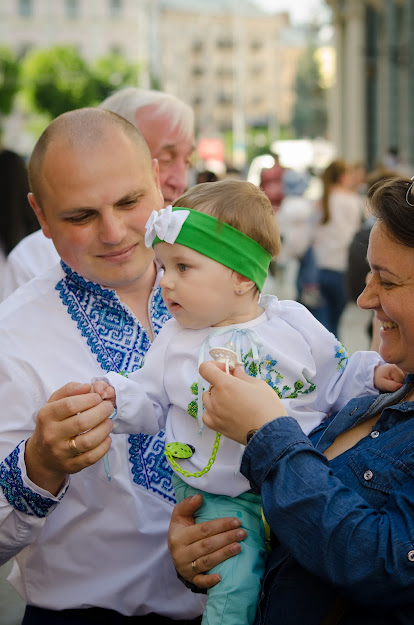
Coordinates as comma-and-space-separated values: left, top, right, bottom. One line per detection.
358, 221, 414, 373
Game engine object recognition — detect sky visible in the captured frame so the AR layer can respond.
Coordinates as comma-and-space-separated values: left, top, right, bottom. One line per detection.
253, 0, 331, 24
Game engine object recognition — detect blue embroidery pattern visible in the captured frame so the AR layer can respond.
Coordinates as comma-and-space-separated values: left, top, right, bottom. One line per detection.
0, 445, 59, 517
56, 262, 174, 503
129, 430, 175, 503
334, 343, 348, 373
243, 349, 316, 398
186, 347, 318, 418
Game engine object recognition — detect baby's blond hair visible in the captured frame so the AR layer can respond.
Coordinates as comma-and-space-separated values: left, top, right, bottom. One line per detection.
173, 179, 280, 258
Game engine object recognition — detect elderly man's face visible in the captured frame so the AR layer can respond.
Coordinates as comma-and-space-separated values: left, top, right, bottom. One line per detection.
29, 126, 163, 290
136, 106, 195, 206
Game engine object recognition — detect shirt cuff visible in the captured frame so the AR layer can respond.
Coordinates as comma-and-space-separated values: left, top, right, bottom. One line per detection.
241, 417, 312, 492
0, 442, 69, 518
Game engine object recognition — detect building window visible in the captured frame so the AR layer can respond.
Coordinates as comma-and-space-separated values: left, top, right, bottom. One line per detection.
65, 0, 79, 19
18, 0, 32, 17
250, 40, 262, 51
109, 0, 122, 17
216, 38, 233, 50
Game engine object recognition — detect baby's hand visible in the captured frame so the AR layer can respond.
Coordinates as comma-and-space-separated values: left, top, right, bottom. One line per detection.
91, 378, 116, 407
374, 363, 405, 392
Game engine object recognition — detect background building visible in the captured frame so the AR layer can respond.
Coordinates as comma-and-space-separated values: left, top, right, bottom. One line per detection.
1, 0, 324, 166
327, 0, 414, 171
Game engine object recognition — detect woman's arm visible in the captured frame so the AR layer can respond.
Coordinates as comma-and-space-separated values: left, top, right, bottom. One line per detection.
243, 417, 414, 607
200, 362, 414, 608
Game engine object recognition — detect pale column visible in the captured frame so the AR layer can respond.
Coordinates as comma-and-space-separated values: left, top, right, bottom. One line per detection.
343, 0, 366, 162
328, 1, 345, 156
148, 0, 162, 88
136, 0, 151, 88
385, 0, 399, 152
232, 5, 247, 169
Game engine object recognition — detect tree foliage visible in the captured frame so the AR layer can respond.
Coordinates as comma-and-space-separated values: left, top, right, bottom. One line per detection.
20, 45, 140, 119
292, 43, 327, 139
0, 46, 20, 116
91, 51, 140, 102
21, 45, 97, 118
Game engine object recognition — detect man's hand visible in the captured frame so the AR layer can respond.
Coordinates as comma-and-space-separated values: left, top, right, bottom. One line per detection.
168, 494, 246, 590
25, 382, 114, 496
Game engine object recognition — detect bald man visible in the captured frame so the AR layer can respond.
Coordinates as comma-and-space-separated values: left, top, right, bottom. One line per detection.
2, 88, 195, 300
0, 108, 204, 624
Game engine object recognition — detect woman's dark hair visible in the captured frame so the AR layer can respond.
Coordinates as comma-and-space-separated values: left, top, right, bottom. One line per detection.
320, 158, 348, 225
0, 148, 39, 255
367, 175, 414, 248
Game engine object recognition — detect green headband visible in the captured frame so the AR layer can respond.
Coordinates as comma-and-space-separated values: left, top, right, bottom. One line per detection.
145, 205, 272, 291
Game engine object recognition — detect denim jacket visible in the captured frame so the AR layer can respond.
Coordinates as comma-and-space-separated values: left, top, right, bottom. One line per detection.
241, 375, 414, 625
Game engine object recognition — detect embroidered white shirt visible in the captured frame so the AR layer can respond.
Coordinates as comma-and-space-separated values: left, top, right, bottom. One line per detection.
0, 262, 205, 618
108, 295, 383, 497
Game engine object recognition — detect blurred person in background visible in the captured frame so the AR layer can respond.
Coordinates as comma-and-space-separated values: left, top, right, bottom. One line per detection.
196, 170, 218, 184
276, 168, 321, 313
0, 144, 39, 293
259, 152, 284, 213
346, 168, 397, 352
350, 161, 367, 195
2, 88, 195, 300
260, 152, 285, 278
313, 159, 363, 337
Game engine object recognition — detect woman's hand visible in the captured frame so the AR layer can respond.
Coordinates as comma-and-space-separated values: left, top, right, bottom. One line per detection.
168, 494, 247, 589
200, 361, 287, 445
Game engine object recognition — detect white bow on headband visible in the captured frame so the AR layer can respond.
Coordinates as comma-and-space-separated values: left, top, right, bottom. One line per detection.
144, 205, 190, 248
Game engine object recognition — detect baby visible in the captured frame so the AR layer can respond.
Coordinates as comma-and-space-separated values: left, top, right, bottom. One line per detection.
94, 180, 403, 625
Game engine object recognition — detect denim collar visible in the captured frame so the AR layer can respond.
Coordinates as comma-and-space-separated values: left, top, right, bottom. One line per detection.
314, 373, 414, 452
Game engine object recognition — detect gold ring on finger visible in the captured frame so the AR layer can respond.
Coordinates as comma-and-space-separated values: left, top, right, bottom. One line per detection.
191, 559, 200, 575
208, 385, 214, 395
69, 436, 81, 456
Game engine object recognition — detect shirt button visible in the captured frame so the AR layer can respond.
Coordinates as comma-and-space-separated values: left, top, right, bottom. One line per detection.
364, 470, 373, 481
408, 551, 414, 562
370, 430, 380, 438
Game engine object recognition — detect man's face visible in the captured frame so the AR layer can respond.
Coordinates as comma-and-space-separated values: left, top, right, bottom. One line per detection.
29, 126, 163, 290
136, 105, 194, 206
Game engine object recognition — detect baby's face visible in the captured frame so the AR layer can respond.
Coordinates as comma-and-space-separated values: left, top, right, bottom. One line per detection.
155, 242, 238, 329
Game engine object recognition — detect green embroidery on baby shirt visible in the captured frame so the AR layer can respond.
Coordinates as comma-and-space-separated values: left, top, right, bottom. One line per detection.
186, 349, 317, 417
334, 343, 348, 373
186, 382, 199, 418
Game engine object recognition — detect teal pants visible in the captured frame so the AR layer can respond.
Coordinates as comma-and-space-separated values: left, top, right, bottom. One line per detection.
172, 475, 268, 625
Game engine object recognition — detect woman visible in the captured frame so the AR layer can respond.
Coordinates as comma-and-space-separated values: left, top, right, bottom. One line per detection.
169, 176, 414, 624
313, 159, 363, 336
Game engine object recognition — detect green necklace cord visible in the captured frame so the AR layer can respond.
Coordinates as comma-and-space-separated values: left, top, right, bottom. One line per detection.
164, 432, 222, 478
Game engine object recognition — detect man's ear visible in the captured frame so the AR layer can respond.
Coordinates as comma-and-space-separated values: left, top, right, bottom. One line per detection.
152, 158, 164, 207
234, 273, 256, 295
28, 193, 52, 239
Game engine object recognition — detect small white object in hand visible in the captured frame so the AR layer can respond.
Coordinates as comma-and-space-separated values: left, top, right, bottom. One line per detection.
209, 347, 239, 374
